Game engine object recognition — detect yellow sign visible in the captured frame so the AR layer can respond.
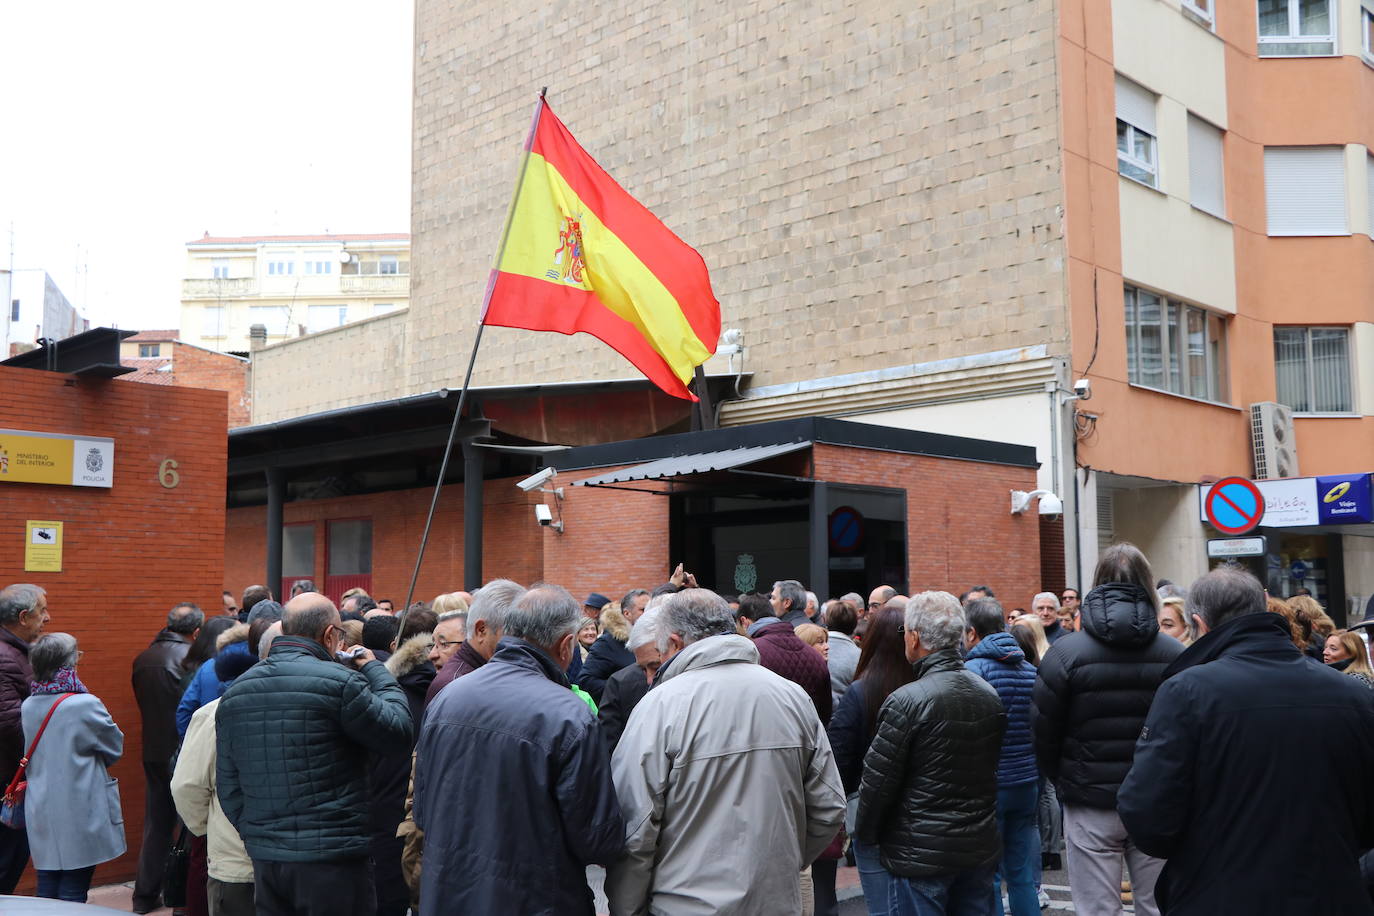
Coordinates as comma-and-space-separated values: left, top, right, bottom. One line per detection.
24, 521, 63, 572
0, 429, 113, 488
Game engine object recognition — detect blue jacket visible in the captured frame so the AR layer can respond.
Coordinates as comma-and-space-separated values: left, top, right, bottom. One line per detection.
176, 641, 258, 737
826, 678, 871, 795
965, 631, 1037, 787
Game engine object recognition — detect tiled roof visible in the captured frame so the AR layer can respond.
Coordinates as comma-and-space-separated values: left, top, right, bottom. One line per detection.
118, 358, 175, 385
188, 233, 409, 246
125, 329, 179, 342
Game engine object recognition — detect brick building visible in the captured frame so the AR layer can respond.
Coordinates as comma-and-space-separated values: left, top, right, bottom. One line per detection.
0, 348, 227, 888
119, 329, 252, 427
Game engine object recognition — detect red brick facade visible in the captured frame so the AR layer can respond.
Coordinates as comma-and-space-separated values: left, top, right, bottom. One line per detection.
120, 341, 250, 428
0, 365, 227, 887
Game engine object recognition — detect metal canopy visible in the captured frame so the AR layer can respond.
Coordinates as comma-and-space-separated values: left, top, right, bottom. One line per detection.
573, 441, 812, 487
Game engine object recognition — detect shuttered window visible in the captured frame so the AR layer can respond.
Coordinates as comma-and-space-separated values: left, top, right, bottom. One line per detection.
1367, 154, 1374, 237
1264, 147, 1347, 236
1116, 76, 1159, 188
1187, 116, 1226, 218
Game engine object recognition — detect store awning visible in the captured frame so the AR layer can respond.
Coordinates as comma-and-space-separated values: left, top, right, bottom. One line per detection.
573, 441, 812, 487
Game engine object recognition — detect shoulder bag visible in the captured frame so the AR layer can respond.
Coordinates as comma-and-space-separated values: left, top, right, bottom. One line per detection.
0, 692, 75, 829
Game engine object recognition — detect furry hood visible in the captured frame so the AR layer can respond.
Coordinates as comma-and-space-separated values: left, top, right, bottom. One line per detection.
600, 605, 630, 642
386, 633, 434, 679
216, 623, 250, 651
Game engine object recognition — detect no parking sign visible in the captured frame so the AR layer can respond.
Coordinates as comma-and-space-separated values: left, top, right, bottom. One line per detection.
1204, 477, 1266, 535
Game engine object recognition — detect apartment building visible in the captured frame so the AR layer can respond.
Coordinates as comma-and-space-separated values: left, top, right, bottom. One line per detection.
2, 269, 88, 357
179, 233, 410, 353
239, 0, 1374, 616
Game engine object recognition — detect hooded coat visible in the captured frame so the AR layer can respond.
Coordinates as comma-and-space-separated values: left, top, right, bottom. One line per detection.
414, 638, 624, 915
606, 634, 846, 916
964, 630, 1038, 787
1032, 582, 1184, 808
176, 625, 255, 737
575, 605, 633, 703
1119, 612, 1374, 914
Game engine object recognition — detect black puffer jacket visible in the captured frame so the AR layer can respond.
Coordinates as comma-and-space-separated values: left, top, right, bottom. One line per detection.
855, 649, 1006, 878
1032, 582, 1184, 808
215, 635, 413, 863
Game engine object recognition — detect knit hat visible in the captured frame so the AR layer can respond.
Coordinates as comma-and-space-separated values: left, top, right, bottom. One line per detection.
246, 600, 284, 625
584, 593, 611, 610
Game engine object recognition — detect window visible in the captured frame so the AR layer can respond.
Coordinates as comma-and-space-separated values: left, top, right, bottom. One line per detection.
373, 302, 399, 316
307, 304, 349, 334
328, 519, 372, 576
1183, 0, 1214, 28
9, 300, 17, 322
1116, 76, 1158, 188
1368, 155, 1374, 234
1187, 115, 1226, 217
211, 259, 229, 279
201, 306, 225, 338
283, 524, 315, 578
1124, 285, 1229, 401
138, 344, 160, 358
1365, 1, 1374, 58
1258, 0, 1335, 56
1274, 327, 1352, 412
267, 260, 294, 276
379, 255, 399, 275
248, 305, 291, 336
304, 260, 333, 275
1264, 147, 1347, 236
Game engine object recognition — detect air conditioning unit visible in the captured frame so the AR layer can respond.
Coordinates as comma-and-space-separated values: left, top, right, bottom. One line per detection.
1250, 401, 1299, 479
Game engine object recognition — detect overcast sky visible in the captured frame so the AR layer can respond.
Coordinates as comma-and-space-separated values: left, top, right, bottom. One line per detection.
0, 1, 413, 330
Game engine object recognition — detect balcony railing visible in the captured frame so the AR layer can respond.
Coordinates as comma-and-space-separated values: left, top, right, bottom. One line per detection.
340, 275, 410, 295
182, 277, 258, 298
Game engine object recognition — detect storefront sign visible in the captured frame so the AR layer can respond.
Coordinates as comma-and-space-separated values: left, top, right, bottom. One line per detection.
1317, 474, 1374, 525
1206, 536, 1267, 558
1198, 477, 1318, 528
0, 429, 114, 488
24, 521, 63, 572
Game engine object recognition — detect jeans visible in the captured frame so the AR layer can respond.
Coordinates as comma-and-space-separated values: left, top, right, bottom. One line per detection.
1062, 804, 1163, 916
0, 822, 29, 894
995, 782, 1041, 916
36, 865, 96, 902
853, 839, 896, 916
889, 861, 997, 916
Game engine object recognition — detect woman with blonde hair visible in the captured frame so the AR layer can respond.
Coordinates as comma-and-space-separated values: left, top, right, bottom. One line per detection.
1289, 595, 1332, 660
794, 623, 829, 661
1158, 597, 1194, 646
431, 592, 470, 616
1323, 630, 1374, 688
1012, 615, 1051, 664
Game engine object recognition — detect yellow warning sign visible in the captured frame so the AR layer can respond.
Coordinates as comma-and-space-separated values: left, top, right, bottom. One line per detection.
24, 521, 63, 572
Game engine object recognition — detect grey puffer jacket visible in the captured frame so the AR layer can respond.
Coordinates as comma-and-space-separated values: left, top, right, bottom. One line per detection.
855, 649, 1006, 878
1032, 582, 1184, 808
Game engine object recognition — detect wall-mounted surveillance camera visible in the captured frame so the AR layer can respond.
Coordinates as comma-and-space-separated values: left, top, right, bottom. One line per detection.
534, 502, 563, 532
517, 467, 556, 492
1073, 378, 1092, 400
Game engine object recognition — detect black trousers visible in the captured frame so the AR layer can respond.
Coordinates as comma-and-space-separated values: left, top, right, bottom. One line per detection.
134, 760, 177, 908
0, 821, 29, 894
253, 859, 376, 916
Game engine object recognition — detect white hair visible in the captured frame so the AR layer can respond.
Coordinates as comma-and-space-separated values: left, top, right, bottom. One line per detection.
626, 605, 664, 652
656, 589, 736, 652
1033, 592, 1060, 610
469, 579, 523, 635
805, 591, 819, 610
904, 591, 966, 652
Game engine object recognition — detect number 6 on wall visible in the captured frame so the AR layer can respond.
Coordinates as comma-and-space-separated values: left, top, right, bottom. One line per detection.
159, 459, 180, 489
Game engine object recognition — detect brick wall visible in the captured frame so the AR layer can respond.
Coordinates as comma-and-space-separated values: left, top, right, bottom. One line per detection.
812, 444, 1043, 607
0, 365, 227, 887
225, 476, 543, 604
168, 344, 251, 428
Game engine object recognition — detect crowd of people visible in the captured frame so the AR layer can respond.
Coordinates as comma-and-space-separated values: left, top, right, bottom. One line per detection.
0, 549, 1372, 914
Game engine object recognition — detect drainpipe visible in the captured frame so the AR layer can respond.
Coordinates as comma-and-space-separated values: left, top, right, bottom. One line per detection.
265, 465, 284, 600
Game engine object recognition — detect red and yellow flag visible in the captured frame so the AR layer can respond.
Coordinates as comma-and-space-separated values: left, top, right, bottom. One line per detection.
481, 99, 720, 400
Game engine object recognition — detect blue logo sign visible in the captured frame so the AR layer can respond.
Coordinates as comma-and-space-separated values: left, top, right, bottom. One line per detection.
1317, 474, 1374, 525
1290, 560, 1310, 581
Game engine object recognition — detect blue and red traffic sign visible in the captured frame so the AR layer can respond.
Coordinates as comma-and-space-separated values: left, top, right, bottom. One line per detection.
1204, 476, 1266, 535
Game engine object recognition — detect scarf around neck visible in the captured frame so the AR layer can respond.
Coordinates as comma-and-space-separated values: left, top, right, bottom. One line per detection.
31, 666, 88, 696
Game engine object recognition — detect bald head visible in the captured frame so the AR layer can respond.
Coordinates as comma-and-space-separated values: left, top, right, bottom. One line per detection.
282, 593, 339, 643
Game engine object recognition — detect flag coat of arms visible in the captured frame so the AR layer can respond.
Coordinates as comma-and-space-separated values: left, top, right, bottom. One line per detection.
481, 98, 721, 400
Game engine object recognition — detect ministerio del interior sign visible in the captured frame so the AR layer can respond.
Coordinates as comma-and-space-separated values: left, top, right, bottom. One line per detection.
0, 428, 114, 488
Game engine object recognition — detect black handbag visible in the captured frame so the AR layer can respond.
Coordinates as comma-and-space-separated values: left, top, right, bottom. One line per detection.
162, 825, 191, 909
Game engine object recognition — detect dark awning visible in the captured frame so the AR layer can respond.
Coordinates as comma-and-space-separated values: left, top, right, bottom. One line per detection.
573, 441, 812, 487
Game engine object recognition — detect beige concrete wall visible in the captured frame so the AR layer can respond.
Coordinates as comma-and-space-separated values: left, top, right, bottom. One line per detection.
405, 0, 1068, 398
1107, 483, 1209, 587
250, 310, 410, 422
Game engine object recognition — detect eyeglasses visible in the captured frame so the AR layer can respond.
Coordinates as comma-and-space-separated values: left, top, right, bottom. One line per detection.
434, 637, 464, 650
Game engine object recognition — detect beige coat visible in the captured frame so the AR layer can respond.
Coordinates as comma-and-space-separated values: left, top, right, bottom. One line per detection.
606, 634, 846, 916
171, 698, 252, 883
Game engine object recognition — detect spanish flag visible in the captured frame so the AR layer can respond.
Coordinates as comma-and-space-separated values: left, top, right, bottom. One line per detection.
481, 96, 720, 400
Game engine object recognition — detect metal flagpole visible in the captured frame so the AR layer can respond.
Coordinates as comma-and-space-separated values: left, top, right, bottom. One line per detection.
400, 88, 549, 618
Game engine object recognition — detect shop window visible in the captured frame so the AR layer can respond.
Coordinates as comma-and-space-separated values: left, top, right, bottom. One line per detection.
1274, 326, 1352, 413
1258, 0, 1335, 56
1124, 285, 1229, 403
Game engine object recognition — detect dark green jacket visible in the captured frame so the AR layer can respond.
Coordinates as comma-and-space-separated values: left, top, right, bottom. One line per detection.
215, 635, 412, 862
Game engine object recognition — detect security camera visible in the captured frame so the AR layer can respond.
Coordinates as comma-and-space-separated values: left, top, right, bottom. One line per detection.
534, 503, 554, 525
1073, 378, 1091, 400
517, 467, 556, 492
1038, 493, 1064, 516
